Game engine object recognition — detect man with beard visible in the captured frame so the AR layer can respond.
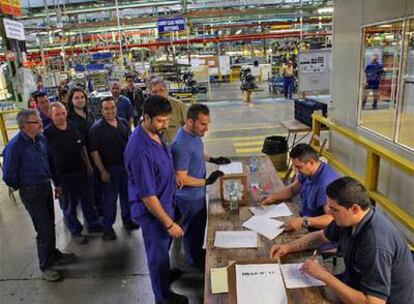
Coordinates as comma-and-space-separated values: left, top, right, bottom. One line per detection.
124, 95, 187, 304
89, 97, 138, 241
171, 104, 230, 269
260, 143, 339, 232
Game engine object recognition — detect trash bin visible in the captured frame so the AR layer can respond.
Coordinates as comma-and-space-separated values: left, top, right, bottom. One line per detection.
262, 136, 288, 171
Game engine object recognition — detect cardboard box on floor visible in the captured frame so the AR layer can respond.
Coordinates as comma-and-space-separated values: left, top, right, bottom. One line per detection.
227, 258, 279, 304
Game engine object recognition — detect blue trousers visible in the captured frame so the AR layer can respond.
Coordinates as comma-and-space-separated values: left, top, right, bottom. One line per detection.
93, 170, 103, 215
59, 171, 101, 235
135, 214, 172, 303
283, 76, 294, 99
101, 166, 131, 231
19, 181, 61, 271
175, 196, 206, 269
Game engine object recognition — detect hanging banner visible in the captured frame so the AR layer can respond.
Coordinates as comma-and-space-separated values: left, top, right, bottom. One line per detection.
3, 18, 25, 41
157, 17, 186, 33
0, 0, 22, 17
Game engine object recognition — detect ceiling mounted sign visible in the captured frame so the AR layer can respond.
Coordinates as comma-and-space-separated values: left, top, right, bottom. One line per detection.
3, 18, 25, 41
157, 17, 186, 33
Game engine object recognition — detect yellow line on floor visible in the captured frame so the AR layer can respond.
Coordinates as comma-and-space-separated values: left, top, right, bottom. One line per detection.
235, 147, 264, 154
233, 141, 264, 147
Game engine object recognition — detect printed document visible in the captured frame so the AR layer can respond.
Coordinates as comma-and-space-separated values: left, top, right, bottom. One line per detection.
242, 216, 284, 240
235, 264, 288, 304
249, 203, 293, 218
214, 231, 258, 248
219, 162, 243, 175
280, 263, 326, 289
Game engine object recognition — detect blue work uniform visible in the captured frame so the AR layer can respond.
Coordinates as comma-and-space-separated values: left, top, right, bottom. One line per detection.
324, 207, 414, 303
124, 126, 176, 303
38, 110, 52, 128
297, 162, 339, 217
2, 131, 63, 272
89, 118, 132, 232
171, 127, 207, 269
116, 95, 134, 123
365, 62, 383, 90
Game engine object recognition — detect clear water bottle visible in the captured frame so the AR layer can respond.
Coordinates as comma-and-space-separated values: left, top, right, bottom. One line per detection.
250, 156, 258, 186
229, 181, 239, 211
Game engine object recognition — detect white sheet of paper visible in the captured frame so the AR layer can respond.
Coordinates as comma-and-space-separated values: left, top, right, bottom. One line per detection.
214, 231, 258, 248
236, 264, 288, 304
280, 263, 326, 289
249, 203, 293, 218
242, 216, 284, 240
219, 162, 243, 175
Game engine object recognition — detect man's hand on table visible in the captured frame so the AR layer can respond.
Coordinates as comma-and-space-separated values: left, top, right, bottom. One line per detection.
301, 258, 330, 281
270, 244, 291, 258
283, 217, 303, 233
259, 193, 276, 205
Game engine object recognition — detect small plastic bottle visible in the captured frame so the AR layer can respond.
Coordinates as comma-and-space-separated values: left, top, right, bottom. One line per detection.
229, 181, 239, 211
250, 156, 259, 186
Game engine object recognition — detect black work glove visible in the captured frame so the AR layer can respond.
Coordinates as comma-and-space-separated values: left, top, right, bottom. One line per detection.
209, 156, 231, 165
205, 170, 224, 185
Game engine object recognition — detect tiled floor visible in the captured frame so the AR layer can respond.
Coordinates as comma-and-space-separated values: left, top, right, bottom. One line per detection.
0, 82, 332, 304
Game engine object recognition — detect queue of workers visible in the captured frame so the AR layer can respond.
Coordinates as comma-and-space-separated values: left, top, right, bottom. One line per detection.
2, 74, 414, 304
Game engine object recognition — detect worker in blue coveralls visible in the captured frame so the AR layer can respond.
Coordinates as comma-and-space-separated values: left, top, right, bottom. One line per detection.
171, 103, 230, 270
124, 95, 187, 304
362, 54, 383, 109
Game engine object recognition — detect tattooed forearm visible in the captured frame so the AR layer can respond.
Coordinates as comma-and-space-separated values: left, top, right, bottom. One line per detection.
287, 231, 325, 253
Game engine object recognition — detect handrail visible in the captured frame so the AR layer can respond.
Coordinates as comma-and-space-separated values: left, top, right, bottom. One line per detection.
0, 110, 20, 145
311, 113, 414, 248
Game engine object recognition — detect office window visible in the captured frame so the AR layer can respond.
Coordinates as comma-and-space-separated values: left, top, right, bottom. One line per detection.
358, 21, 404, 140
396, 19, 414, 149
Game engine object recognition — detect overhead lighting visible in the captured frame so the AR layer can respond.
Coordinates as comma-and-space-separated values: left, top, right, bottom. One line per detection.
317, 7, 334, 14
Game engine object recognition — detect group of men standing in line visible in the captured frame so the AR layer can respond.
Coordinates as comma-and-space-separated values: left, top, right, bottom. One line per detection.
3, 72, 413, 304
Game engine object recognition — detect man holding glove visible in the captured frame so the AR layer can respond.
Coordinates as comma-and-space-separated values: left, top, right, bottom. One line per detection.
172, 104, 230, 269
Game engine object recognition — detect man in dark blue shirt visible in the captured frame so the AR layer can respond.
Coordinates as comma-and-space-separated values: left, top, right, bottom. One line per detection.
271, 177, 414, 304
261, 143, 339, 232
362, 54, 384, 109
89, 97, 137, 241
2, 109, 76, 282
124, 95, 188, 304
110, 80, 134, 127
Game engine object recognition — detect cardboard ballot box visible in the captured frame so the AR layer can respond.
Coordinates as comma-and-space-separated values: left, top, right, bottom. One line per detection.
219, 173, 249, 206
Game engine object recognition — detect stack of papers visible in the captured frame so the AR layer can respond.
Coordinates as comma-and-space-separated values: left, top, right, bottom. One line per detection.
236, 264, 287, 304
214, 231, 258, 248
249, 203, 293, 218
280, 263, 326, 289
242, 216, 284, 240
218, 162, 243, 175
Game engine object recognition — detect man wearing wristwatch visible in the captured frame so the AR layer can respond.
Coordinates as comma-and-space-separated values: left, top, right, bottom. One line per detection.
124, 96, 187, 304
171, 104, 229, 270
260, 143, 339, 232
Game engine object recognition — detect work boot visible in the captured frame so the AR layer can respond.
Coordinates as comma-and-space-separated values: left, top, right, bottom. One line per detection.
169, 268, 184, 284
54, 252, 77, 266
41, 268, 62, 282
102, 228, 116, 241
123, 219, 139, 230
88, 225, 104, 233
72, 234, 89, 245
155, 292, 189, 304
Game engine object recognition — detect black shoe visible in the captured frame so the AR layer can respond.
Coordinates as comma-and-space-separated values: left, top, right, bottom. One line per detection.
54, 252, 77, 266
156, 292, 188, 304
72, 234, 89, 245
169, 268, 184, 284
88, 225, 103, 233
102, 229, 116, 241
123, 220, 139, 230
373, 102, 378, 109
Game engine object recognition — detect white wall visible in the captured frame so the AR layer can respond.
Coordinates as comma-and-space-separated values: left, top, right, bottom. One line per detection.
331, 0, 414, 242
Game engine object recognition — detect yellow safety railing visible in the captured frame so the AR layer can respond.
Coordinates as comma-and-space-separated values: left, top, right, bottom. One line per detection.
311, 113, 414, 249
0, 110, 20, 145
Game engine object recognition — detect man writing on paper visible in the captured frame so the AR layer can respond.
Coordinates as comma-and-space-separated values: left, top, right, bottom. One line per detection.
171, 104, 229, 269
260, 144, 338, 232
270, 177, 414, 304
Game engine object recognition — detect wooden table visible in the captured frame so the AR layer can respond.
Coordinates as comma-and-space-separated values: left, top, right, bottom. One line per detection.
280, 119, 311, 147
204, 156, 333, 304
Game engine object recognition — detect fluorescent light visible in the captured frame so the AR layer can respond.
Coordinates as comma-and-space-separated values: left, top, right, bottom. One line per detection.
318, 7, 334, 14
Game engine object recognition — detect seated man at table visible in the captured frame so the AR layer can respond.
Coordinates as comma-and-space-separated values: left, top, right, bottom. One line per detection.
270, 177, 414, 304
260, 143, 339, 232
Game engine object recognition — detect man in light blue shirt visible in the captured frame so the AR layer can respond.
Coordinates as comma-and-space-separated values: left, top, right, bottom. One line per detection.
171, 104, 230, 269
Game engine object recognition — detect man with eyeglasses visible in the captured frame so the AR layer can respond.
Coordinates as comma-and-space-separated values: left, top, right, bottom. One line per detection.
3, 109, 77, 282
